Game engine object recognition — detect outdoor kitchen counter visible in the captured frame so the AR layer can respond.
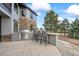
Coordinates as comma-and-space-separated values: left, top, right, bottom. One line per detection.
47, 33, 59, 46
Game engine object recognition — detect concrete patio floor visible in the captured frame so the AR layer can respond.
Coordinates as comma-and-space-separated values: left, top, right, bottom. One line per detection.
0, 40, 61, 56
0, 39, 79, 56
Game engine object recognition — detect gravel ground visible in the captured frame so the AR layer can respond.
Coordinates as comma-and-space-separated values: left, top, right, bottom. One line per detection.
57, 40, 79, 56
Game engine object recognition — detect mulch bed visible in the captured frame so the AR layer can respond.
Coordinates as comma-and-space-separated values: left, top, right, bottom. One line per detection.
59, 35, 79, 46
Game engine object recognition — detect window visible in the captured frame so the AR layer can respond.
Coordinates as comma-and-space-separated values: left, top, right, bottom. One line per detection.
14, 20, 18, 32
14, 3, 18, 14
21, 10, 25, 16
30, 13, 33, 19
30, 25, 33, 31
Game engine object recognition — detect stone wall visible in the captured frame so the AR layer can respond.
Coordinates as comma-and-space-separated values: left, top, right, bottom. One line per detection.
19, 17, 36, 30
1, 34, 11, 42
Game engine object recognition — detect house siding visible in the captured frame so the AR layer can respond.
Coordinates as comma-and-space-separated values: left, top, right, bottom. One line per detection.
11, 3, 19, 33
1, 16, 11, 35
0, 3, 37, 42
0, 3, 20, 42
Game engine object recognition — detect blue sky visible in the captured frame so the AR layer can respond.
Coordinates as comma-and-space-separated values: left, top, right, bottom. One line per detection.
26, 3, 79, 29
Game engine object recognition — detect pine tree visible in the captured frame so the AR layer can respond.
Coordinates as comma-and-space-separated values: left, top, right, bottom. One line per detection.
68, 17, 79, 39
43, 10, 59, 32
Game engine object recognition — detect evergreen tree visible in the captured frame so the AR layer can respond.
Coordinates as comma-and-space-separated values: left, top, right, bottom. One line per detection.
59, 18, 70, 35
68, 17, 79, 39
43, 10, 59, 32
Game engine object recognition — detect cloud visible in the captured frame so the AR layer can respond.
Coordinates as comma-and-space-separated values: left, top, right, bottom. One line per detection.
66, 17, 75, 23
58, 16, 76, 23
37, 12, 41, 16
37, 18, 44, 28
26, 0, 79, 3
2, 0, 79, 3
65, 4, 79, 16
26, 0, 50, 3
26, 0, 51, 11
32, 3, 51, 11
58, 16, 64, 21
